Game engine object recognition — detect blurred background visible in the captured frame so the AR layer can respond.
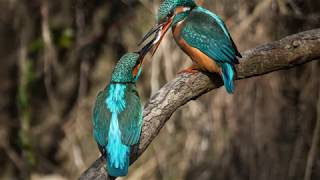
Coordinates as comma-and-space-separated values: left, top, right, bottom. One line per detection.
1, 0, 320, 179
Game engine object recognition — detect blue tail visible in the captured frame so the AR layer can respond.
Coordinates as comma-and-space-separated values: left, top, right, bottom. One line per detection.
106, 146, 129, 177
220, 63, 235, 94
107, 154, 129, 177
106, 114, 130, 177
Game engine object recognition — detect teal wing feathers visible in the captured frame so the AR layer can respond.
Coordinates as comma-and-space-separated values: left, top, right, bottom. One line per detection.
92, 90, 111, 150
118, 85, 143, 145
181, 7, 241, 64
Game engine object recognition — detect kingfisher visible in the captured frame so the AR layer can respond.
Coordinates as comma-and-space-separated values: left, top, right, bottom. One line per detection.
92, 41, 153, 177
139, 0, 242, 93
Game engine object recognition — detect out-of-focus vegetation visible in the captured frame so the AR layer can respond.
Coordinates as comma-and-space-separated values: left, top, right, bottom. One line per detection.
0, 0, 320, 179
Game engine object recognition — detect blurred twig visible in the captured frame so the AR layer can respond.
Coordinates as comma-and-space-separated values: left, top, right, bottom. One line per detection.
18, 29, 34, 180
303, 92, 320, 180
2, 144, 24, 172
41, 1, 60, 112
237, 0, 272, 40
79, 29, 320, 180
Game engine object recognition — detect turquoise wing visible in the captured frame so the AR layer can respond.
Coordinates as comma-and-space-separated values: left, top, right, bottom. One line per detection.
118, 85, 143, 145
181, 7, 241, 64
92, 90, 111, 150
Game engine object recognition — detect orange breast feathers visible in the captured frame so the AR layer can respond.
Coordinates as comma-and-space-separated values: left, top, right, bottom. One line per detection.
172, 22, 221, 74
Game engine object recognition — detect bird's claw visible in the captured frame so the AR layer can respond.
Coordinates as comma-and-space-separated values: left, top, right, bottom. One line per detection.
177, 66, 200, 74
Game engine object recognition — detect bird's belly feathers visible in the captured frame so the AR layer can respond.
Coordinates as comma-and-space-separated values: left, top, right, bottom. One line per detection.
172, 24, 221, 73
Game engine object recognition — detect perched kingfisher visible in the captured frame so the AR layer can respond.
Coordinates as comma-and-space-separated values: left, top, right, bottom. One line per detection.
92, 41, 152, 177
140, 0, 242, 93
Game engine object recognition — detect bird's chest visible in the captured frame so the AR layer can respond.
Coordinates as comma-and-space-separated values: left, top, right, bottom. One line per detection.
172, 23, 221, 73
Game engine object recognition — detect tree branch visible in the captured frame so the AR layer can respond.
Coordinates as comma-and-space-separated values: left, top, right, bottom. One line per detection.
79, 29, 320, 180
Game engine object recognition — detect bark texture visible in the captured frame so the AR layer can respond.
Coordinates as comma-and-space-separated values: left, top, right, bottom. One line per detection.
79, 29, 320, 180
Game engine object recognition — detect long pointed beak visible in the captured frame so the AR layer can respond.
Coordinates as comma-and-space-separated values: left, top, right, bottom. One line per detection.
138, 23, 163, 46
133, 18, 174, 79
132, 37, 155, 78
138, 17, 174, 56
150, 18, 173, 55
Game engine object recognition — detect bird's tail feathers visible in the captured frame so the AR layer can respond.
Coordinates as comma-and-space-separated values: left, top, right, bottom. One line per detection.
105, 114, 130, 177
107, 158, 129, 177
220, 63, 235, 94
105, 144, 130, 177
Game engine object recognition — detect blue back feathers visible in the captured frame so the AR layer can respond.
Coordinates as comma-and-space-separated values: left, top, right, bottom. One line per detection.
92, 53, 143, 177
181, 6, 240, 93
105, 84, 130, 176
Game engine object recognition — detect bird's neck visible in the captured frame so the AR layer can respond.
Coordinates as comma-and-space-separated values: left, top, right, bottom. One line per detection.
110, 73, 136, 84
171, 7, 191, 27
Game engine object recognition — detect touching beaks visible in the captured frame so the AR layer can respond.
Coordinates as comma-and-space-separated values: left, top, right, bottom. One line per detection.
150, 17, 173, 55
138, 23, 163, 46
138, 16, 174, 56
132, 37, 155, 79
133, 16, 174, 79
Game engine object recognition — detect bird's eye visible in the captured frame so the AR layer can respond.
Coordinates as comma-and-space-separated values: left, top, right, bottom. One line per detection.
168, 10, 174, 17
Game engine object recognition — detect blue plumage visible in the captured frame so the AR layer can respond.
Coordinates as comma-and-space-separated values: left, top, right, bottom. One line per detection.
105, 84, 130, 176
181, 7, 238, 64
92, 53, 144, 177
106, 84, 127, 114
177, 6, 241, 93
106, 113, 130, 176
220, 63, 235, 93
142, 0, 242, 93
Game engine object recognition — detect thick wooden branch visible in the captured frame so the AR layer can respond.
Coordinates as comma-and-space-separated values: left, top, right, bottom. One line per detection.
79, 29, 320, 180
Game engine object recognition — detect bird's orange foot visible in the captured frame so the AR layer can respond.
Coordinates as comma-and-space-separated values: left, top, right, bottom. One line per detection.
178, 65, 200, 74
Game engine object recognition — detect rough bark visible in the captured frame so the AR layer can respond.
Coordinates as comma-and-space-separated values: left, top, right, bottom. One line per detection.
79, 29, 320, 180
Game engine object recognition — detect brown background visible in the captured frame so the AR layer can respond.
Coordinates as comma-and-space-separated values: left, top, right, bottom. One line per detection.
0, 0, 319, 179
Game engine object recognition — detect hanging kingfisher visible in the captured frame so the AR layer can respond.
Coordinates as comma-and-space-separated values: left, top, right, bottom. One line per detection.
139, 0, 242, 93
92, 41, 153, 177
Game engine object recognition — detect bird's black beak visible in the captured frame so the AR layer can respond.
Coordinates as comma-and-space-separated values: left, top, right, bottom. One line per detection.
133, 15, 175, 78
132, 37, 155, 78
138, 16, 174, 56
138, 23, 163, 46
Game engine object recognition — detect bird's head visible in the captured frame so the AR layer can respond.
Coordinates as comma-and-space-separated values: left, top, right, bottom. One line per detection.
139, 0, 197, 55
157, 0, 196, 23
111, 43, 153, 83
